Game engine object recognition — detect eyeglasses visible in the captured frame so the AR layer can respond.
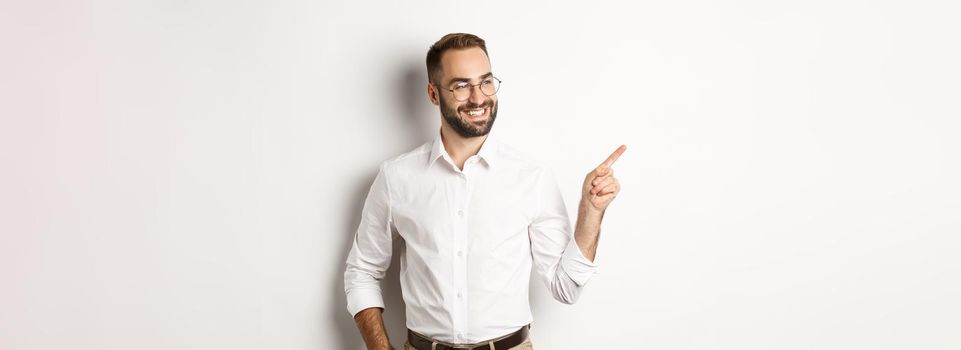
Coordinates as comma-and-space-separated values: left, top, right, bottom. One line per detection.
440, 76, 502, 102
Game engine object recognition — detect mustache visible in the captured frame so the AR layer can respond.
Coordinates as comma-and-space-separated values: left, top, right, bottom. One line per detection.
458, 100, 494, 112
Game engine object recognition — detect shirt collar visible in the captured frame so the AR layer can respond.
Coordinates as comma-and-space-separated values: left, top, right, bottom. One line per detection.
428, 130, 498, 169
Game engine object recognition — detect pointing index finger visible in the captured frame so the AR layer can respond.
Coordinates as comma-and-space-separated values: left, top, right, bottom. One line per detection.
599, 145, 627, 169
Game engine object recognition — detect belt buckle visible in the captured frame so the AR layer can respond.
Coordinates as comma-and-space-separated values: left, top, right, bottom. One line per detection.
449, 345, 476, 350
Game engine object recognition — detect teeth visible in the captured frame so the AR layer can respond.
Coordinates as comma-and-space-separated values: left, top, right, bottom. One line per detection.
466, 108, 485, 116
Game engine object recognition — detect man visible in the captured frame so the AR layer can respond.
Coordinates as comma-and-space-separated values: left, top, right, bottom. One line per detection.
344, 33, 624, 350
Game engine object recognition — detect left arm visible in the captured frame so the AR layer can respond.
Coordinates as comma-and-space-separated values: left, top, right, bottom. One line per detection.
574, 145, 625, 262
574, 201, 605, 262
529, 145, 625, 304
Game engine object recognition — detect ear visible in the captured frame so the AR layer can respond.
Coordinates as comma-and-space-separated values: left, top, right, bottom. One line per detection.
426, 83, 440, 106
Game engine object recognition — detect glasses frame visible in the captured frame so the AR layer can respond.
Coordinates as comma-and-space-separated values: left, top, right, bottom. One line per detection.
439, 76, 502, 102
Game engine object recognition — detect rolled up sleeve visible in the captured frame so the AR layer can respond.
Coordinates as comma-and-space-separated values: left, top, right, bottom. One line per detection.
528, 168, 599, 305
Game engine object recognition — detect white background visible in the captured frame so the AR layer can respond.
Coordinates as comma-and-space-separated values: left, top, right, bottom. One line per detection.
2, 1, 959, 349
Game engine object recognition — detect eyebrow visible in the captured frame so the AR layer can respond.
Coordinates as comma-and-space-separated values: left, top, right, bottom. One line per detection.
446, 72, 494, 86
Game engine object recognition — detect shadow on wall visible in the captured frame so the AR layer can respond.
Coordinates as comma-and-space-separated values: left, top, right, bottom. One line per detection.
330, 61, 433, 349
397, 59, 437, 147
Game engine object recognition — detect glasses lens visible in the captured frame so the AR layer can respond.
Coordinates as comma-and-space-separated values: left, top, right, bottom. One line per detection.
451, 83, 471, 101
481, 78, 499, 96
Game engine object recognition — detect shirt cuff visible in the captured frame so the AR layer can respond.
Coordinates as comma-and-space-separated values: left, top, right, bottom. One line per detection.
561, 238, 599, 286
346, 288, 385, 317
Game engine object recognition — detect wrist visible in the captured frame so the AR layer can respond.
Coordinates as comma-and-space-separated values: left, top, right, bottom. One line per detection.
579, 198, 605, 216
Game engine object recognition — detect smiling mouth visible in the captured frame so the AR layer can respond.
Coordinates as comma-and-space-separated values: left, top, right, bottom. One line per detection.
461, 107, 489, 121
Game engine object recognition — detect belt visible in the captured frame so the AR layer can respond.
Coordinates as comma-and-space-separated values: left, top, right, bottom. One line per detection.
407, 325, 529, 350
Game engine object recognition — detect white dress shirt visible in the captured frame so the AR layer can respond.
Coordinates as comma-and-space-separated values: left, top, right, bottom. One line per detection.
344, 131, 599, 344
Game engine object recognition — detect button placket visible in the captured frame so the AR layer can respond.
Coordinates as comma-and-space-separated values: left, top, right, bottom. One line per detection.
451, 171, 471, 342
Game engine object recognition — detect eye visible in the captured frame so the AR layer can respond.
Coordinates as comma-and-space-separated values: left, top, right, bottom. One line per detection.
481, 79, 493, 86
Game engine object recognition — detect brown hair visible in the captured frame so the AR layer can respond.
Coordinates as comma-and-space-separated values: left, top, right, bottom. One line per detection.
426, 33, 489, 86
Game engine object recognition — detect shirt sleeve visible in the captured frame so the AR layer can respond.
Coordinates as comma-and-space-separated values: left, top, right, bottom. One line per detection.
343, 163, 395, 317
528, 167, 599, 305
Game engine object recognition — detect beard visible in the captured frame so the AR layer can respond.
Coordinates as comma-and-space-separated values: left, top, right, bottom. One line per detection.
439, 93, 498, 138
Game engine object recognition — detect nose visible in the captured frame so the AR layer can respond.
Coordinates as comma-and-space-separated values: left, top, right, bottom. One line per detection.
467, 84, 487, 105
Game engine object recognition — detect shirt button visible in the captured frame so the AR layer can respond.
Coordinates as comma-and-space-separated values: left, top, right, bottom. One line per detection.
457, 250, 463, 257
457, 292, 463, 298
457, 210, 463, 216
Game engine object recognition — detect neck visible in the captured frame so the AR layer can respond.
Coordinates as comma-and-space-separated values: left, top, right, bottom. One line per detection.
439, 125, 488, 170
